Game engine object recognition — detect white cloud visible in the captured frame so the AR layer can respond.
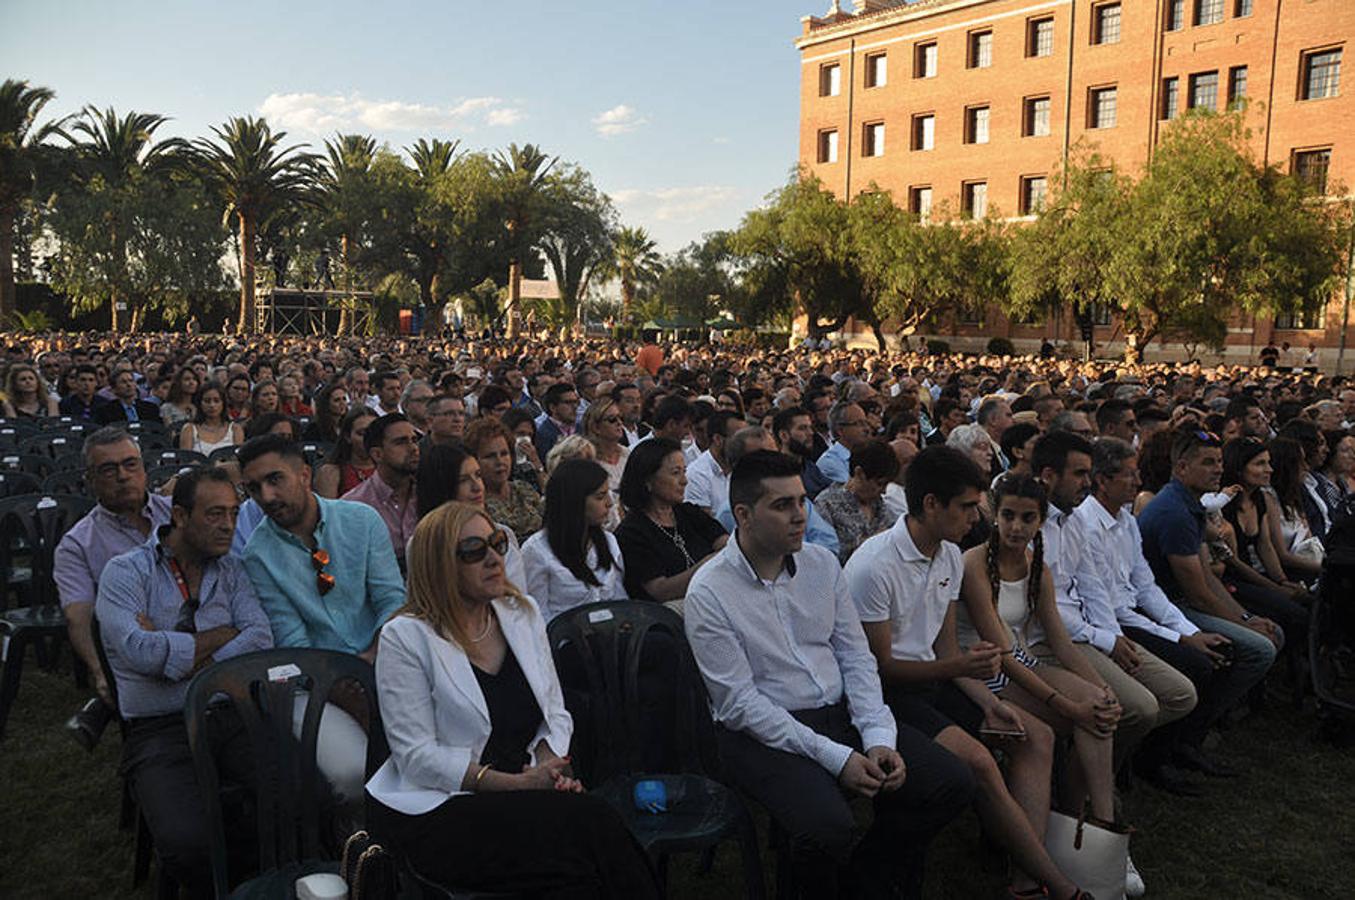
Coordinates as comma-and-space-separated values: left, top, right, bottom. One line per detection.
611, 185, 739, 223
591, 104, 648, 137
257, 92, 523, 134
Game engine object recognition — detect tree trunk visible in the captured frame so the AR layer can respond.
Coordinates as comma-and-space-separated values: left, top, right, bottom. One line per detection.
505, 258, 522, 338
0, 207, 14, 327
130, 303, 144, 333
237, 213, 257, 334
871, 320, 887, 354
338, 233, 353, 336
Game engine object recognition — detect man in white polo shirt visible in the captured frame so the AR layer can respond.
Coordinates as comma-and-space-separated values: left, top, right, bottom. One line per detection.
847, 445, 1092, 900
686, 450, 973, 899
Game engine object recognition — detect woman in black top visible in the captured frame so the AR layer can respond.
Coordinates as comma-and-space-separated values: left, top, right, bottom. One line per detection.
1219, 439, 1294, 588
614, 438, 728, 603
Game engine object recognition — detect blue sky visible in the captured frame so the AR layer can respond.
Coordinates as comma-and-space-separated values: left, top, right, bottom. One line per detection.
3, 0, 815, 253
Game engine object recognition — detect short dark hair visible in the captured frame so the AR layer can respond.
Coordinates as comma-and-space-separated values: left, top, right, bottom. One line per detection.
1095, 399, 1132, 433
849, 439, 901, 482
905, 445, 987, 513
244, 412, 298, 441
771, 405, 809, 439
610, 382, 640, 402
171, 465, 235, 513
651, 395, 693, 429
1031, 431, 1094, 479
1169, 427, 1222, 465
729, 450, 802, 512
1137, 407, 1170, 427
373, 370, 400, 390
542, 382, 576, 409
364, 412, 410, 453
500, 407, 535, 434
932, 397, 961, 423
708, 410, 742, 442
237, 433, 305, 470
1225, 395, 1261, 422
1000, 422, 1041, 461
477, 384, 512, 412
619, 436, 684, 512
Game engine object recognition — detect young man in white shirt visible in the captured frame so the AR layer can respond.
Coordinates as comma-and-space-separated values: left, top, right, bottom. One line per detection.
683, 410, 742, 514
686, 450, 973, 899
848, 446, 1093, 900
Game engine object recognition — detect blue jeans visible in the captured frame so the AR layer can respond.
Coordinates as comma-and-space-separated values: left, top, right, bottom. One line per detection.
1179, 609, 1278, 737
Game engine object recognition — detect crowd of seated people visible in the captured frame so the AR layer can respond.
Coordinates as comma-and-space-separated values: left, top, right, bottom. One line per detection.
9, 330, 1355, 899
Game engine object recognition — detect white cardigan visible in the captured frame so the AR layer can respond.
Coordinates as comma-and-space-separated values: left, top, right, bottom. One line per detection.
365, 597, 573, 815
520, 530, 628, 623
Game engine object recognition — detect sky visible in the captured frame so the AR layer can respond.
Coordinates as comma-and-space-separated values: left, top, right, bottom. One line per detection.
2, 0, 820, 254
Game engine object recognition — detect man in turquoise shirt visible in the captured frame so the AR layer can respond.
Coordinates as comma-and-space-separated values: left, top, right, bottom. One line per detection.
238, 434, 404, 659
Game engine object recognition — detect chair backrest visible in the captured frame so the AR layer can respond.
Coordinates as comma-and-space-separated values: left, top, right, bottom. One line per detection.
208, 445, 240, 465
0, 471, 42, 498
299, 441, 333, 468
546, 600, 714, 784
142, 447, 208, 469
40, 469, 88, 497
146, 463, 201, 492
1, 452, 57, 480
183, 648, 387, 898
19, 432, 80, 460
0, 494, 95, 607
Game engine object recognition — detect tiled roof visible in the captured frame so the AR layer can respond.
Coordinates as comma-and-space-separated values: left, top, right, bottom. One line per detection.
801, 0, 978, 44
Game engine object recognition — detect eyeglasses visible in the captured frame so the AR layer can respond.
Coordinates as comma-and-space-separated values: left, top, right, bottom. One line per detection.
456, 529, 510, 564
92, 456, 144, 479
312, 548, 335, 595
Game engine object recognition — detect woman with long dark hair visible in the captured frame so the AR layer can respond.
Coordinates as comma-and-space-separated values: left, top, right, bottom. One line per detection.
303, 381, 351, 443
1218, 439, 1300, 593
521, 459, 627, 622
159, 367, 200, 429
415, 443, 526, 588
178, 383, 243, 454
314, 407, 376, 499
366, 501, 659, 898
1266, 437, 1324, 582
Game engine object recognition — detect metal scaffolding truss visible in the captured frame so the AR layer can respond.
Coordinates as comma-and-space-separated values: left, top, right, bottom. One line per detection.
256, 289, 374, 335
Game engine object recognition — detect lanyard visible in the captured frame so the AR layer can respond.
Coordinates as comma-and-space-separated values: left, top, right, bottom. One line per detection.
166, 557, 195, 604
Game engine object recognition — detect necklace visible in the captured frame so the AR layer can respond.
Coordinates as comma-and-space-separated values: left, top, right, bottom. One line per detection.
648, 511, 694, 567
469, 609, 495, 642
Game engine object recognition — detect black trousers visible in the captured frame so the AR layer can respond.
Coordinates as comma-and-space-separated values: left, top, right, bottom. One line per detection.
367, 790, 659, 899
715, 701, 975, 900
120, 707, 256, 899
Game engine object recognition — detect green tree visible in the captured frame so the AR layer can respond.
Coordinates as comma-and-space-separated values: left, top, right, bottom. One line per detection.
602, 225, 664, 319
728, 171, 865, 341
645, 232, 741, 325
537, 164, 615, 328
0, 78, 63, 326
194, 116, 316, 333
493, 143, 556, 337
317, 133, 379, 334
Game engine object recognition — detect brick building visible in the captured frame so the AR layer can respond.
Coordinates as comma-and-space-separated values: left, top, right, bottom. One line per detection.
797, 0, 1353, 366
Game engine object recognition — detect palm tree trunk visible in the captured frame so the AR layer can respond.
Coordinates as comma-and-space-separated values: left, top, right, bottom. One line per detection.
237, 212, 257, 334
0, 207, 13, 327
109, 287, 122, 332
505, 258, 522, 338
423, 271, 444, 336
337, 233, 353, 336
621, 279, 634, 316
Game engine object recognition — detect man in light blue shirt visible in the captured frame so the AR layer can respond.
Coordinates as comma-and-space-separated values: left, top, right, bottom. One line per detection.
815, 401, 871, 485
711, 426, 840, 555
238, 434, 404, 659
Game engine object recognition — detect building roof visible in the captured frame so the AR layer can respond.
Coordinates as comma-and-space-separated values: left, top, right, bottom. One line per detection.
798, 0, 978, 47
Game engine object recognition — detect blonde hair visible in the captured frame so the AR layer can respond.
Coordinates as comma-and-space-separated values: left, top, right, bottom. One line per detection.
546, 434, 596, 475
402, 501, 524, 648
582, 396, 620, 442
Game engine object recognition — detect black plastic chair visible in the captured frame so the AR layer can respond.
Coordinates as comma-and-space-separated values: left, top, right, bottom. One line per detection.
547, 601, 764, 899
0, 471, 41, 498
40, 469, 88, 496
0, 421, 40, 448
146, 463, 200, 492
0, 494, 96, 738
1, 451, 58, 480
143, 447, 208, 469
209, 445, 241, 466
184, 648, 387, 899
299, 441, 333, 468
19, 432, 81, 459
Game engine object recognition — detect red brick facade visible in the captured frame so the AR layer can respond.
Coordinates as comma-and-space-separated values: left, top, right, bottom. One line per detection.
797, 0, 1354, 366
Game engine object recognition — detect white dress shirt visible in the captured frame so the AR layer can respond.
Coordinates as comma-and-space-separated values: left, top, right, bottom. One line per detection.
685, 537, 897, 777
684, 449, 729, 511
366, 600, 573, 815
846, 515, 963, 663
1027, 504, 1091, 650
1072, 496, 1199, 644
520, 530, 628, 623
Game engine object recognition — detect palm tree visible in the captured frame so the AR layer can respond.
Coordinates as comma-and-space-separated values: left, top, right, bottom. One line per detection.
318, 133, 377, 334
67, 107, 190, 331
606, 226, 665, 317
194, 116, 315, 334
0, 79, 63, 326
493, 143, 556, 337
399, 138, 461, 334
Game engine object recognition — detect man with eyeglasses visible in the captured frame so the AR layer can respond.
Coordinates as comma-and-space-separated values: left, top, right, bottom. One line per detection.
815, 401, 872, 485
533, 382, 580, 459
423, 394, 467, 449
343, 414, 421, 572
95, 466, 273, 897
55, 427, 173, 707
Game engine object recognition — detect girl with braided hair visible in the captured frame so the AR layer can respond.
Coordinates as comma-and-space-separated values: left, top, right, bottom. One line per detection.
958, 473, 1121, 829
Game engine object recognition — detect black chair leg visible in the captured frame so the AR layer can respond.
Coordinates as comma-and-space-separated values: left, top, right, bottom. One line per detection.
0, 630, 30, 739
737, 808, 768, 900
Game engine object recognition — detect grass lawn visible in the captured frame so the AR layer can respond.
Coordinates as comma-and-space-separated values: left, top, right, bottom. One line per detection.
2, 659, 1353, 899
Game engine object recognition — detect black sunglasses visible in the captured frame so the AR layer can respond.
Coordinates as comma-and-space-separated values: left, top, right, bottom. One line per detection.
456, 529, 510, 564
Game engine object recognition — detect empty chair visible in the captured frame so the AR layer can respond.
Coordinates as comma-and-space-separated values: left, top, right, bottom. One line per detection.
0, 471, 41, 498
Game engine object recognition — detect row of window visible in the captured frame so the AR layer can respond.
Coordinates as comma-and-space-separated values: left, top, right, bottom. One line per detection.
904, 175, 1050, 222
1161, 66, 1247, 117
1166, 0, 1252, 32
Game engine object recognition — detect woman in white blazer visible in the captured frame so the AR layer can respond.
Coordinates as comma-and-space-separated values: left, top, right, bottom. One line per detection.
366, 501, 657, 897
522, 458, 629, 624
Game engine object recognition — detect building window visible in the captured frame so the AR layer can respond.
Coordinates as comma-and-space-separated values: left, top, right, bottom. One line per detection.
909, 185, 933, 221
1275, 304, 1325, 330
912, 114, 935, 151
965, 106, 991, 144
1091, 302, 1113, 326
1195, 0, 1224, 26
1028, 17, 1055, 57
1301, 48, 1342, 100
819, 63, 841, 97
1093, 4, 1122, 45
1189, 71, 1219, 110
963, 181, 988, 219
1235, 0, 1252, 17
1228, 66, 1248, 108
968, 30, 993, 69
1162, 77, 1180, 119
1024, 95, 1052, 136
915, 41, 938, 78
817, 129, 839, 164
863, 122, 885, 157
865, 52, 887, 88
1294, 148, 1332, 193
1089, 86, 1118, 128
1021, 176, 1049, 215
1165, 0, 1185, 31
